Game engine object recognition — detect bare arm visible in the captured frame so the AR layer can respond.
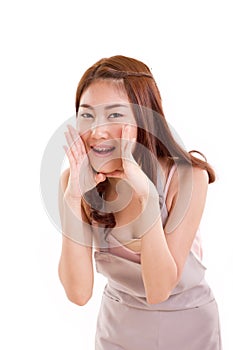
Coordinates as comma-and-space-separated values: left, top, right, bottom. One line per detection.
58, 168, 94, 306
140, 166, 208, 304
57, 125, 106, 305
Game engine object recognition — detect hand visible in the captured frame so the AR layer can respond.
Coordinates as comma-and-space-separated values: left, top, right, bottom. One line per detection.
105, 125, 161, 240
63, 125, 106, 200
106, 125, 159, 201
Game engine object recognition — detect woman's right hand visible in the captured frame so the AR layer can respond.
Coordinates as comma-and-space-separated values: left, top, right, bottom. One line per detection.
63, 124, 106, 200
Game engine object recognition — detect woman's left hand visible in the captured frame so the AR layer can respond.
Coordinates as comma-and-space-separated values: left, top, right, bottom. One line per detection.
106, 125, 159, 202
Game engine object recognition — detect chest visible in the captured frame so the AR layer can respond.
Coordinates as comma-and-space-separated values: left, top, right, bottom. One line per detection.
99, 193, 143, 252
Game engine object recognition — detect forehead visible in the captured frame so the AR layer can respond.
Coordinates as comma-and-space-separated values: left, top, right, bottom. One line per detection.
80, 79, 129, 107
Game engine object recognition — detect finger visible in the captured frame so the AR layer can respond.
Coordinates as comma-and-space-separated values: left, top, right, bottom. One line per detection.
105, 170, 124, 178
121, 125, 134, 160
63, 144, 76, 170
77, 133, 87, 155
67, 124, 79, 142
64, 132, 83, 174
65, 127, 83, 162
66, 125, 81, 156
67, 125, 87, 155
64, 131, 77, 159
95, 172, 107, 184
125, 125, 137, 156
121, 125, 128, 156
64, 131, 74, 153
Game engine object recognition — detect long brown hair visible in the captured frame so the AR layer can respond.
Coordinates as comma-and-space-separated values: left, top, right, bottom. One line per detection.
75, 55, 215, 230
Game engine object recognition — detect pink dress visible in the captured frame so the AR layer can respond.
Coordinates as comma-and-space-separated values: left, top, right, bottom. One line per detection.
94, 166, 222, 349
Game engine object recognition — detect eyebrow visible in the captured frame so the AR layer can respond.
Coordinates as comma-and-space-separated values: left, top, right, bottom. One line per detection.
79, 103, 129, 110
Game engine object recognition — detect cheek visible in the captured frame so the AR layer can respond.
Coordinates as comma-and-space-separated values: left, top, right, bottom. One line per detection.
79, 131, 90, 151
76, 118, 91, 135
76, 120, 90, 141
116, 124, 137, 139
104, 124, 123, 140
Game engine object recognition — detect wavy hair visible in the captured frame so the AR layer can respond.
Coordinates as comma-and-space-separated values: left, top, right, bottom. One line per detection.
75, 55, 215, 231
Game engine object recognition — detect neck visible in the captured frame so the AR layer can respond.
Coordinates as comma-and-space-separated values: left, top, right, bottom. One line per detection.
107, 176, 121, 187
104, 177, 132, 203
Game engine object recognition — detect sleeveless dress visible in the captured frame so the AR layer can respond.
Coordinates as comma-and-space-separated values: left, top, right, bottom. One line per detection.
93, 166, 222, 350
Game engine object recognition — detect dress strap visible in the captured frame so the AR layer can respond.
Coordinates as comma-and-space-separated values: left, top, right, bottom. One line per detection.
163, 164, 177, 200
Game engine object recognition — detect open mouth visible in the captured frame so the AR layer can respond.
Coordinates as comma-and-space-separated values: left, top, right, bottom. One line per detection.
91, 146, 116, 156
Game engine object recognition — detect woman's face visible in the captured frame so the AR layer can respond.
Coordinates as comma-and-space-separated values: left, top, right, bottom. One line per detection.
76, 79, 137, 174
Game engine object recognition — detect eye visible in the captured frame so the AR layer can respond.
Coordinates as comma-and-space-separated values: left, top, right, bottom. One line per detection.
80, 113, 94, 119
108, 113, 123, 119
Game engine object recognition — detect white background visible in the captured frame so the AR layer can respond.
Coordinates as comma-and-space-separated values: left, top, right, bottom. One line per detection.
0, 0, 232, 349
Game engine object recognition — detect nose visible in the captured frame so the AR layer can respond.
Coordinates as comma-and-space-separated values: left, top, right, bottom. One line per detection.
90, 121, 109, 139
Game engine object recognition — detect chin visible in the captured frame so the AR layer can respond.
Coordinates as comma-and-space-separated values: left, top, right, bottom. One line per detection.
92, 159, 122, 174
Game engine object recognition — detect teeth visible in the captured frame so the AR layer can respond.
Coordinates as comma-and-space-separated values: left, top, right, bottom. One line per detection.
92, 146, 115, 153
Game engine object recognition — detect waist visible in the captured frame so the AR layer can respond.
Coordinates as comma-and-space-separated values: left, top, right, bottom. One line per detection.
104, 281, 215, 311
95, 249, 215, 310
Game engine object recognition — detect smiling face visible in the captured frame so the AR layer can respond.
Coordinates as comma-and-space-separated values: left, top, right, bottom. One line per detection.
76, 79, 137, 174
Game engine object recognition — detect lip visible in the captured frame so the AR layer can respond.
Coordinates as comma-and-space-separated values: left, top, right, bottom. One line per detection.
90, 144, 116, 158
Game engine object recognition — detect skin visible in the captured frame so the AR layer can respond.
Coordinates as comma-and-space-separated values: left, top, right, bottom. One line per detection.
58, 79, 209, 305
77, 79, 137, 176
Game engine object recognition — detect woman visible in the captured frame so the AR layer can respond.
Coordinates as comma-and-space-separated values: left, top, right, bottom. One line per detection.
58, 55, 222, 349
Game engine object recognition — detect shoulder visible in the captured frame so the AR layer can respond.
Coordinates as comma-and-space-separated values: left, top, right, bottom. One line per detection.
192, 166, 209, 187
178, 164, 208, 185
171, 163, 208, 189
166, 164, 208, 212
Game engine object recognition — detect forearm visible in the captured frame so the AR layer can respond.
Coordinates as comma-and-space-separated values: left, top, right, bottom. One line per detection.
58, 195, 94, 305
58, 236, 93, 305
60, 194, 92, 246
140, 197, 178, 304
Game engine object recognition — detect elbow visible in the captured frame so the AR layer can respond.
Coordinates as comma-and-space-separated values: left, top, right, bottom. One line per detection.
58, 266, 93, 306
146, 290, 171, 305
145, 262, 179, 305
59, 274, 93, 306
145, 276, 179, 305
66, 290, 92, 306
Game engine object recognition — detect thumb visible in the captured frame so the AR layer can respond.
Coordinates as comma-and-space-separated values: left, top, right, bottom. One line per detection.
95, 172, 106, 184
